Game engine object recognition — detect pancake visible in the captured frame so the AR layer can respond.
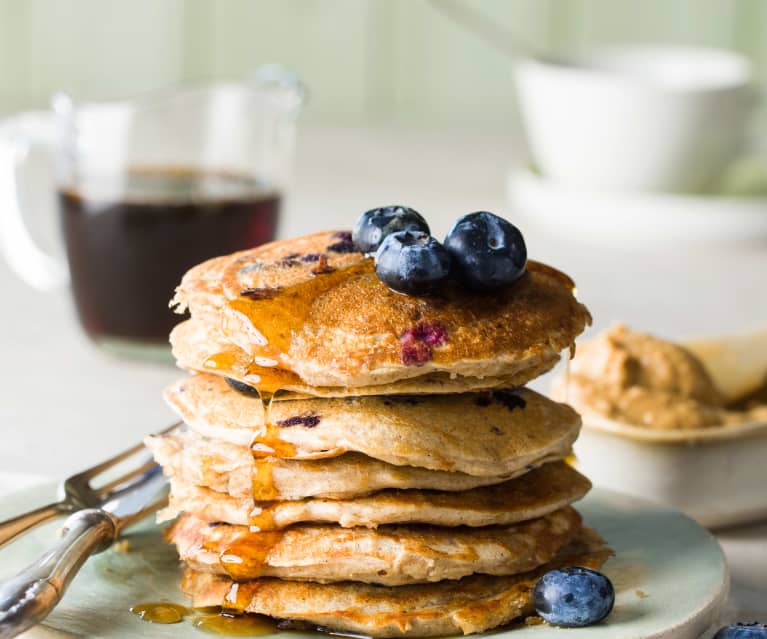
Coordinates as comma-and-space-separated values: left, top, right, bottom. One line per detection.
182, 528, 611, 637
171, 318, 557, 399
169, 507, 582, 585
164, 375, 580, 476
146, 430, 567, 501
171, 230, 590, 392
157, 462, 591, 530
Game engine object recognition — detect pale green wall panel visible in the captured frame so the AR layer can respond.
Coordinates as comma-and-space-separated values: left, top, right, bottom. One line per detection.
562, 0, 739, 48
0, 1, 34, 110
181, 0, 376, 119
363, 0, 399, 117
0, 0, 764, 128
0, 0, 185, 110
383, 0, 554, 123
541, 1, 726, 57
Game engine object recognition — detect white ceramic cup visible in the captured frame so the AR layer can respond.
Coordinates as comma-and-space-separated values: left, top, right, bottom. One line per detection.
513, 46, 757, 193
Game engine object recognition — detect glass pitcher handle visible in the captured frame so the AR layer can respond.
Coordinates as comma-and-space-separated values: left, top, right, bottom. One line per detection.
0, 111, 69, 291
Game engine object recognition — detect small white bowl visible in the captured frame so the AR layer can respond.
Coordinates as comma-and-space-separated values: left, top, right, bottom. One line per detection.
573, 415, 767, 528
513, 46, 757, 193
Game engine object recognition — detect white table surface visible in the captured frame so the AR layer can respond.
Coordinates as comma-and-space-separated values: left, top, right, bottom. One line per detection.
0, 123, 765, 631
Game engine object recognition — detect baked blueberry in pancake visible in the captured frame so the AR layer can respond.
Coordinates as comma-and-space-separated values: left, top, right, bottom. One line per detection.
171, 231, 590, 394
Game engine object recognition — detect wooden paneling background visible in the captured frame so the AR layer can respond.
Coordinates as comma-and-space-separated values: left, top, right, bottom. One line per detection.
0, 0, 764, 128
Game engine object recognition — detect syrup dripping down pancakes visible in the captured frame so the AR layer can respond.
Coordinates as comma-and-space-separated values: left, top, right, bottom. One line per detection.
148, 229, 609, 636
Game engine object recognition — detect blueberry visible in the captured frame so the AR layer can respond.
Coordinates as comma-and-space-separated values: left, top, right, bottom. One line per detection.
353, 206, 430, 254
374, 230, 451, 295
533, 567, 614, 627
225, 377, 259, 398
714, 623, 767, 639
444, 211, 526, 291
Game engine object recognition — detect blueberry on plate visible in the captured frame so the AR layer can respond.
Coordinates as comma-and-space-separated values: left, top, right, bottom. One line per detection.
444, 211, 526, 291
353, 206, 430, 254
374, 230, 451, 295
533, 566, 615, 627
714, 623, 767, 638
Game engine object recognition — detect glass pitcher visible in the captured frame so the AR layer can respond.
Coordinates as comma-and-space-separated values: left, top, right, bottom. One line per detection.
0, 66, 303, 360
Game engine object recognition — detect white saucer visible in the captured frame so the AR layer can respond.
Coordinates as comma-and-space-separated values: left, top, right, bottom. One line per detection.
0, 483, 728, 639
508, 168, 767, 248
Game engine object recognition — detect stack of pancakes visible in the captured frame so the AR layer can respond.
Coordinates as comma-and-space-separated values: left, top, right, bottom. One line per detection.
147, 230, 611, 637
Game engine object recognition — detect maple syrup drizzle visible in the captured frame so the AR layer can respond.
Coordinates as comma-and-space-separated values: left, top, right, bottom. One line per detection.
204, 350, 249, 375
224, 580, 263, 612
203, 361, 299, 462
248, 501, 277, 533
560, 352, 575, 467
245, 365, 303, 394
209, 258, 371, 397
251, 459, 279, 501
244, 395, 296, 505
228, 261, 370, 357
250, 421, 297, 458
203, 350, 304, 396
215, 528, 285, 581
248, 502, 279, 531
207, 259, 371, 394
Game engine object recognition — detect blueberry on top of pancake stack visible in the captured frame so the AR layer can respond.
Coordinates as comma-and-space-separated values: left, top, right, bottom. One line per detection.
147, 207, 612, 637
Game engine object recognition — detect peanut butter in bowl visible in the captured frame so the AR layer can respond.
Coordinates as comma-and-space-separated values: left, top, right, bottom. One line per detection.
552, 324, 767, 435
552, 324, 767, 527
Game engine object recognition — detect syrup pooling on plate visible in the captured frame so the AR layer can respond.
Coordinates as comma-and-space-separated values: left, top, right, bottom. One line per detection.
130, 602, 191, 624
193, 611, 276, 636
131, 601, 277, 635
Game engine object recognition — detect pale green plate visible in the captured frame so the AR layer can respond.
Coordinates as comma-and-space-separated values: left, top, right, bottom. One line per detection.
0, 485, 727, 639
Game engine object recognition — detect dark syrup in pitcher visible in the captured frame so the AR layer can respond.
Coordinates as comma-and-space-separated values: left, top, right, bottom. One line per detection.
59, 167, 280, 343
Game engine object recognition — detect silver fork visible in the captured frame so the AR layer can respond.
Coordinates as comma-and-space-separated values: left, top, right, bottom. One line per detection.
0, 422, 180, 548
0, 423, 180, 639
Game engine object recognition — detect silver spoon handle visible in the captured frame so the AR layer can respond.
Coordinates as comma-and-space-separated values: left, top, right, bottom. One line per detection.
428, 0, 539, 60
0, 502, 71, 549
0, 509, 116, 639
